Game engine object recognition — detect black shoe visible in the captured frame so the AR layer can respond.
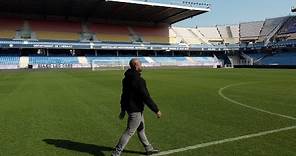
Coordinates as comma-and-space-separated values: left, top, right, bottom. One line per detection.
146, 149, 160, 155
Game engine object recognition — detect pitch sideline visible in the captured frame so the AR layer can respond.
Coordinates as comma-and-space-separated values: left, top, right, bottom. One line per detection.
149, 125, 296, 156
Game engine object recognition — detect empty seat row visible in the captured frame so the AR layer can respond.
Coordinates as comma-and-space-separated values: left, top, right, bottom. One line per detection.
0, 55, 218, 67
259, 17, 289, 37
197, 27, 223, 41
278, 16, 296, 35
217, 25, 239, 44
240, 21, 264, 40
259, 53, 296, 65
2, 16, 296, 44
29, 57, 79, 64
0, 56, 20, 64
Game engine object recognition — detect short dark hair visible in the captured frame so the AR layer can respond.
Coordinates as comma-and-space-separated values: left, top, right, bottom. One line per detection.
129, 58, 138, 69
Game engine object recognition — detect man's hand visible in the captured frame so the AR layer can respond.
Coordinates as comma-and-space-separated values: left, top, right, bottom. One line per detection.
119, 111, 125, 120
156, 111, 162, 118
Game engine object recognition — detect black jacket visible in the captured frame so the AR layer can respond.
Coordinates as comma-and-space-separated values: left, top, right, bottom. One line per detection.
120, 69, 159, 113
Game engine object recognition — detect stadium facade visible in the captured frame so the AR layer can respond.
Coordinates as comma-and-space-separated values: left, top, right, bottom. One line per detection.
0, 0, 295, 69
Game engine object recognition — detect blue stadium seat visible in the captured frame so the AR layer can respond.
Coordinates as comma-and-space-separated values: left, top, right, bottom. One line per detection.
29, 57, 79, 64
151, 57, 178, 65
246, 53, 266, 60
191, 57, 216, 63
259, 53, 296, 65
0, 56, 20, 65
278, 16, 296, 35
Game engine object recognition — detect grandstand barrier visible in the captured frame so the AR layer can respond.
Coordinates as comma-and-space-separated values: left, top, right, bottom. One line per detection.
0, 56, 220, 69
91, 59, 125, 71
32, 64, 73, 69
1, 52, 295, 69
30, 64, 90, 69
0, 65, 19, 69
234, 65, 296, 69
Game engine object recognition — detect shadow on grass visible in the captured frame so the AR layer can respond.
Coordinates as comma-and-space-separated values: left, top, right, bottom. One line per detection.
43, 139, 146, 156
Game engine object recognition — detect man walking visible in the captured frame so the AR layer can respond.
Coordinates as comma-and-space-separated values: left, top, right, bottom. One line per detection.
112, 58, 162, 156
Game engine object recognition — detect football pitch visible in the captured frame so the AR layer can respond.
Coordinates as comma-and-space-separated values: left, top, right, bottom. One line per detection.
0, 68, 295, 156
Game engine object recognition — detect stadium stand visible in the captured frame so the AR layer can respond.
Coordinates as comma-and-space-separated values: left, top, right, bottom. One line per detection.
258, 16, 289, 42
85, 56, 217, 67
86, 57, 148, 65
197, 27, 223, 43
29, 20, 81, 41
217, 25, 239, 44
0, 56, 20, 65
89, 23, 132, 43
188, 28, 210, 44
241, 52, 268, 65
172, 27, 204, 45
0, 18, 23, 39
29, 56, 79, 65
230, 25, 240, 42
193, 57, 217, 64
259, 52, 296, 65
150, 56, 217, 66
240, 21, 264, 41
217, 26, 231, 43
277, 16, 296, 40
245, 53, 267, 61
151, 57, 179, 66
278, 16, 296, 35
214, 52, 231, 66
0, 51, 20, 65
1, 0, 296, 69
132, 26, 170, 44
190, 57, 216, 65
168, 28, 180, 44
287, 33, 296, 40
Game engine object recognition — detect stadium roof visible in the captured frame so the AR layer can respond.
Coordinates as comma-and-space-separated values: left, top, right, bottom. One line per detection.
0, 0, 210, 25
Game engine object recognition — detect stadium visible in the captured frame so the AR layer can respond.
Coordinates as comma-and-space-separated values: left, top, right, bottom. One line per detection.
0, 0, 295, 156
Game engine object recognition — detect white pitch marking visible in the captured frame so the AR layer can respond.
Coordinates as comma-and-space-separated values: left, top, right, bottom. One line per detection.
144, 82, 296, 156
218, 82, 296, 121
149, 125, 296, 156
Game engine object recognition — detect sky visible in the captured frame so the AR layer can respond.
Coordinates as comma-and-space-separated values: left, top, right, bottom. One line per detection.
173, 0, 296, 27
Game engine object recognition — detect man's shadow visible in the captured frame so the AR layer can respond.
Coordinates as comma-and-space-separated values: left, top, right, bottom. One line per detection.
43, 139, 146, 156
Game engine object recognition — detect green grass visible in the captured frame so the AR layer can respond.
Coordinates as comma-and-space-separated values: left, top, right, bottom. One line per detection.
0, 68, 295, 156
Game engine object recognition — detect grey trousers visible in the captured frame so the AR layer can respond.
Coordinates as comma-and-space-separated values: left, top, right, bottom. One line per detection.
115, 112, 153, 153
